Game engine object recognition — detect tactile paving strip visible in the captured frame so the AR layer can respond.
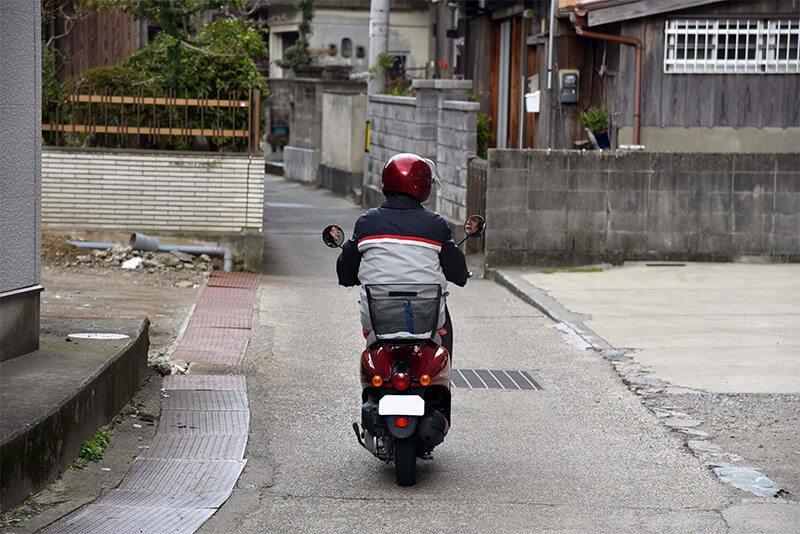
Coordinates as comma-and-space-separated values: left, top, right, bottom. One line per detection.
162, 390, 249, 412
158, 410, 250, 435
163, 374, 247, 391
96, 489, 231, 509
42, 505, 215, 534
170, 346, 249, 366
181, 325, 251, 340
139, 434, 248, 460
207, 270, 261, 289
186, 314, 252, 329
197, 286, 258, 304
121, 458, 246, 493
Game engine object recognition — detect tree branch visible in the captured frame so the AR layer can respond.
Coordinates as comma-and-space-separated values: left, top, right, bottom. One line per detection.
181, 40, 237, 57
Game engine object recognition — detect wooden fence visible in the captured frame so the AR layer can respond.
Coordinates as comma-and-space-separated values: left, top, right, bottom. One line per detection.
43, 89, 262, 152
466, 155, 487, 254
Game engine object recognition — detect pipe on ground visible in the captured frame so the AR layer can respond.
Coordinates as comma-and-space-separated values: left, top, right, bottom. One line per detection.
129, 233, 234, 271
70, 236, 234, 272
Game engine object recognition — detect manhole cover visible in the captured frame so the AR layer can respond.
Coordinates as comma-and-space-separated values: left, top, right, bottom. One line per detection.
452, 369, 542, 390
67, 333, 130, 340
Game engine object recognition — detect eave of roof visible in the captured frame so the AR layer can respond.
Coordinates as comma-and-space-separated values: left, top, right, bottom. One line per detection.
559, 0, 726, 27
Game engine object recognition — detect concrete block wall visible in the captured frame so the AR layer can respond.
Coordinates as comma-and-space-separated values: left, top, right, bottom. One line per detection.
42, 148, 264, 234
365, 94, 420, 193
436, 100, 479, 222
486, 150, 800, 265
284, 146, 320, 184
363, 79, 476, 217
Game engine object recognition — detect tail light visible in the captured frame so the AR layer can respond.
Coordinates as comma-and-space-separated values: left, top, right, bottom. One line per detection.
391, 371, 412, 391
395, 417, 409, 428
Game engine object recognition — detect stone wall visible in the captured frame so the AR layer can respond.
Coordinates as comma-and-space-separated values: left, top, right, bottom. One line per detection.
0, 2, 41, 360
363, 79, 476, 219
486, 150, 800, 265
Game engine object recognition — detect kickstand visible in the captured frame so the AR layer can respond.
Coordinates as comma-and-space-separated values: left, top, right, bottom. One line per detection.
352, 422, 366, 449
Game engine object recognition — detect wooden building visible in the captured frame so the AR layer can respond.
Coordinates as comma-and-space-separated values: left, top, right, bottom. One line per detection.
457, 0, 800, 152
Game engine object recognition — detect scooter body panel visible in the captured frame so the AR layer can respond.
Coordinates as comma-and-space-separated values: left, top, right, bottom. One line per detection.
360, 341, 451, 390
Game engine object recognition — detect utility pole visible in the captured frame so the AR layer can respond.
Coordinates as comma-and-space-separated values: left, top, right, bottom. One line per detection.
368, 0, 390, 95
362, 0, 391, 207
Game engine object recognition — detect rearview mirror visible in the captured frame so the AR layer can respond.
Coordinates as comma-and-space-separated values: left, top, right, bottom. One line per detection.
464, 215, 486, 238
322, 225, 345, 248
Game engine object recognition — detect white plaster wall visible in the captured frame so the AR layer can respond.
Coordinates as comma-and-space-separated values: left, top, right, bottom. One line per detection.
0, 2, 41, 293
321, 92, 366, 172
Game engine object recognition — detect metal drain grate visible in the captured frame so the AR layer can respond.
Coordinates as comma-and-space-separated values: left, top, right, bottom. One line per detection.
452, 369, 542, 390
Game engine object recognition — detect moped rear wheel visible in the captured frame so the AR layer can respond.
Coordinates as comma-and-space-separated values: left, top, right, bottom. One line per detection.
394, 437, 416, 486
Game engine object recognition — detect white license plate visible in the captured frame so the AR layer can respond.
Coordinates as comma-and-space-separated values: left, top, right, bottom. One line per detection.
378, 395, 425, 416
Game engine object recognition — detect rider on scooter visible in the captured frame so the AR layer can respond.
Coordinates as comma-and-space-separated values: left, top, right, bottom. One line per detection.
335, 153, 471, 357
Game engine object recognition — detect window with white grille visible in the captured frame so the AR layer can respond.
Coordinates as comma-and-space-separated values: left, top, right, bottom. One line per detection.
664, 18, 800, 74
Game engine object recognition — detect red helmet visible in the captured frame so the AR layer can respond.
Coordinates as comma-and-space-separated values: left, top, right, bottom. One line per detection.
381, 153, 434, 202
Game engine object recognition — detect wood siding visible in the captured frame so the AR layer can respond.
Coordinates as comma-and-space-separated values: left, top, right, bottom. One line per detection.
611, 1, 800, 130
56, 6, 137, 81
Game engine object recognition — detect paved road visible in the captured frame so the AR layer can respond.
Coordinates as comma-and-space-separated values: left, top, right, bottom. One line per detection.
200, 175, 739, 532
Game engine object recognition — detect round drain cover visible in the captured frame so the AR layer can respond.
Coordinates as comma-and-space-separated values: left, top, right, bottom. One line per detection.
68, 333, 130, 340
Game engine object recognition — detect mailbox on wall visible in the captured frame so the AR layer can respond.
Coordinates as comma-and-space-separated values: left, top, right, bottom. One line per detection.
559, 69, 580, 104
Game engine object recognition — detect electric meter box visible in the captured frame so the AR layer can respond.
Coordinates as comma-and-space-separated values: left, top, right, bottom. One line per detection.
559, 69, 580, 104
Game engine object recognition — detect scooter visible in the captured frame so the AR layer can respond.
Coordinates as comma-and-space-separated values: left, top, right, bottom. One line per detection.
323, 215, 486, 486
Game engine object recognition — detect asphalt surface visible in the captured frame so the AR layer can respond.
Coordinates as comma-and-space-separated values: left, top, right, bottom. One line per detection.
197, 175, 758, 533
11, 174, 797, 532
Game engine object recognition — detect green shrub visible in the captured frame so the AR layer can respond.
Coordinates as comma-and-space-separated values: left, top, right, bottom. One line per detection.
477, 113, 494, 159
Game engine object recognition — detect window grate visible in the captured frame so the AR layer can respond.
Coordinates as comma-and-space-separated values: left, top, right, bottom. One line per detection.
664, 18, 800, 74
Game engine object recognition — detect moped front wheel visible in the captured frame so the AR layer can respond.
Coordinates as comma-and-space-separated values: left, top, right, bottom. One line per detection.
394, 437, 416, 486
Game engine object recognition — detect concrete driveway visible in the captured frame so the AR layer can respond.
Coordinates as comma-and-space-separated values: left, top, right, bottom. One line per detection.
518, 262, 800, 394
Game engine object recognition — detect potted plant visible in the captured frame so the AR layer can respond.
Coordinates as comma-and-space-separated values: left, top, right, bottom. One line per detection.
579, 106, 611, 149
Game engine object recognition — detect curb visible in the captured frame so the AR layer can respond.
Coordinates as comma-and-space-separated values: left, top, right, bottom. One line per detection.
487, 268, 611, 351
1, 319, 150, 511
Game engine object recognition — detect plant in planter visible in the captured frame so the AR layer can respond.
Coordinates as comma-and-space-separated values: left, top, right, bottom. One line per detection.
579, 106, 611, 149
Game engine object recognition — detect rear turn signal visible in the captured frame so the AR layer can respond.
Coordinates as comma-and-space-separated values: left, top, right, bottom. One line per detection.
419, 374, 431, 386
372, 375, 384, 387
395, 417, 409, 428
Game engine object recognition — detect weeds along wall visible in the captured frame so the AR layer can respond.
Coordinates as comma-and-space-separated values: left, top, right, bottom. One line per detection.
42, 147, 264, 234
486, 150, 800, 265
363, 79, 477, 223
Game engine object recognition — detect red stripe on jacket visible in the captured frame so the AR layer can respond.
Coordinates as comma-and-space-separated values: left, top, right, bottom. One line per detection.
358, 234, 443, 247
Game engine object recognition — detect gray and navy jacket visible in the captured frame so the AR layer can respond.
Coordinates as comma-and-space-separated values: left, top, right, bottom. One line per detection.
337, 194, 469, 332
